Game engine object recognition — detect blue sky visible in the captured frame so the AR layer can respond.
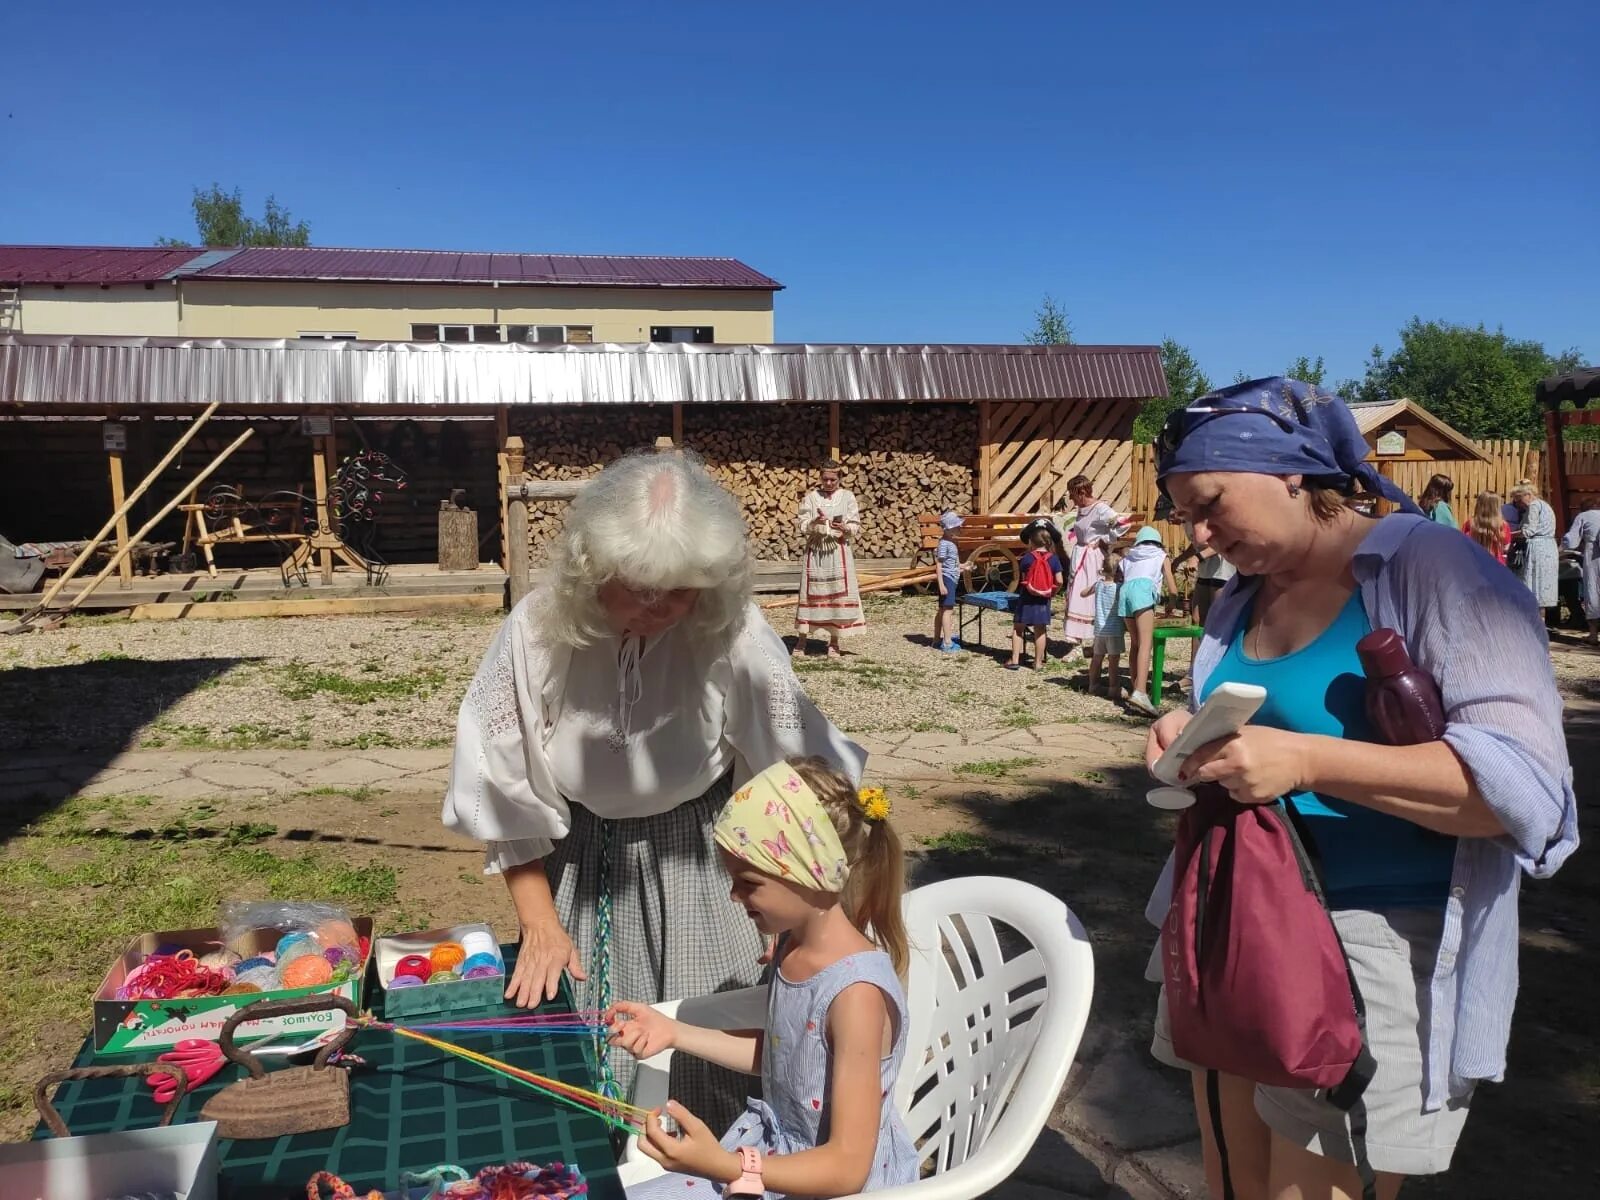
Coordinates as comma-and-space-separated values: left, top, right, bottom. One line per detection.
3, 0, 1595, 384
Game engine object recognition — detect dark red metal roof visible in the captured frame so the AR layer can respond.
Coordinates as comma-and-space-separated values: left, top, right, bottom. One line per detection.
189, 247, 781, 289
0, 245, 207, 284
0, 244, 782, 290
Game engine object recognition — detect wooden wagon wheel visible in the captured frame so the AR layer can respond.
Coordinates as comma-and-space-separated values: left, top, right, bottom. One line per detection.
966, 541, 1020, 592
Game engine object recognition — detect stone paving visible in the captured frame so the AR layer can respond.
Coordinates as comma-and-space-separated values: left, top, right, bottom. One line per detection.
0, 718, 1206, 1200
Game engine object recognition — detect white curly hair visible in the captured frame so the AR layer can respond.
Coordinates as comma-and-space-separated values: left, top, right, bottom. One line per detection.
537, 448, 753, 649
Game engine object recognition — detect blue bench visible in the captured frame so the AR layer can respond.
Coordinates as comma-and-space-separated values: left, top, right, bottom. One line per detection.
957, 589, 1016, 648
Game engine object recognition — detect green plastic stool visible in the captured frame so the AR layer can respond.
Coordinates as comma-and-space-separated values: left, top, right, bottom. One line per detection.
1150, 623, 1204, 705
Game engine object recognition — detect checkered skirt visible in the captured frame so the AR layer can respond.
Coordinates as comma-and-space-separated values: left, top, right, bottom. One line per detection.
546, 775, 764, 1133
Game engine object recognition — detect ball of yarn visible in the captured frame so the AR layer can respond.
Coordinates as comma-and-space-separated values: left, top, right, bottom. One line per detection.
427, 969, 460, 986
429, 941, 466, 972
463, 964, 502, 980
221, 981, 263, 996
316, 918, 359, 947
460, 930, 499, 958
394, 954, 433, 982
323, 945, 358, 968
280, 954, 334, 989
200, 949, 241, 970
387, 974, 423, 990
236, 965, 278, 990
460, 952, 502, 975
276, 939, 321, 968
235, 956, 274, 975
329, 961, 354, 984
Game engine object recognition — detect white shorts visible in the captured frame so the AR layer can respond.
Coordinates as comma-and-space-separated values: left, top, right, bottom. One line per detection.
1092, 632, 1126, 657
1149, 906, 1473, 1176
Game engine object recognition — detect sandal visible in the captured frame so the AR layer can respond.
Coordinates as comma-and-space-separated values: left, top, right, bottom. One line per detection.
826, 645, 842, 659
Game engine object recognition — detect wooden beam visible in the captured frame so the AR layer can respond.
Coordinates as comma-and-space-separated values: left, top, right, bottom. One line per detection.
107, 446, 133, 589
495, 406, 510, 572
505, 480, 585, 501
672, 402, 684, 447
131, 592, 503, 621
1548, 408, 1571, 532
317, 412, 338, 584
828, 402, 840, 462
977, 400, 992, 512
29, 402, 220, 615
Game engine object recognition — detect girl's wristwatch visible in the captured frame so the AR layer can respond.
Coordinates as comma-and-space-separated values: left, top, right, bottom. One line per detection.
725, 1147, 764, 1197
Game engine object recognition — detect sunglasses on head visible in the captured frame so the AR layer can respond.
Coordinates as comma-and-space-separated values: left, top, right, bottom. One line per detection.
1155, 404, 1302, 462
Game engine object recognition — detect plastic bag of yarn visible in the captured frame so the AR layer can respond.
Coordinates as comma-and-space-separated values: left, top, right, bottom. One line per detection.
219, 899, 360, 961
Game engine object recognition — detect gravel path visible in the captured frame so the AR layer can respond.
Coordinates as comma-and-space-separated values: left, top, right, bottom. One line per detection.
0, 595, 1184, 751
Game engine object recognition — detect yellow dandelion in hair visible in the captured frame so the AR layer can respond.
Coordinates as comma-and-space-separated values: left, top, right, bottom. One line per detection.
856, 786, 890, 821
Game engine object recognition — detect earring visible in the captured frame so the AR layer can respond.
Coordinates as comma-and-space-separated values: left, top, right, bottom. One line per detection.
1288, 483, 1302, 497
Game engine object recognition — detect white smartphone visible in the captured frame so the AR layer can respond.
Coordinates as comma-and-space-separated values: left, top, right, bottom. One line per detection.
1146, 682, 1267, 809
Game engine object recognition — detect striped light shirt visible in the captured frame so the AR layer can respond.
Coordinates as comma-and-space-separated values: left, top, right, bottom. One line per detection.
1146, 514, 1578, 1109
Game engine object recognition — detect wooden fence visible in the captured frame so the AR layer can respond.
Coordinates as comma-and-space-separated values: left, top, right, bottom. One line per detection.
979, 399, 1137, 514
1130, 439, 1553, 554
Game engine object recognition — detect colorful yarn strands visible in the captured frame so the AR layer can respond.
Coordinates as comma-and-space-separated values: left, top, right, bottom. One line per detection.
386, 1011, 612, 1038
359, 1017, 649, 1134
590, 820, 622, 1101
309, 1161, 586, 1200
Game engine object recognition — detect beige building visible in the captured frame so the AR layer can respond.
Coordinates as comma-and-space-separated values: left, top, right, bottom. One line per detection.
0, 244, 779, 343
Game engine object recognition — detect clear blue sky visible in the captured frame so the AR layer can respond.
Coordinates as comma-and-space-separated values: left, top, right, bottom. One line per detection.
4, 0, 1595, 384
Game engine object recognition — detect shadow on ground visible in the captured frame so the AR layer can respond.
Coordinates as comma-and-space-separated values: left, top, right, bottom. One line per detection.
912, 737, 1600, 1198
0, 657, 249, 842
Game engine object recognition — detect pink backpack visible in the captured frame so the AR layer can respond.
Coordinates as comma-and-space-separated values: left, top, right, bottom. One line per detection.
1161, 784, 1376, 1198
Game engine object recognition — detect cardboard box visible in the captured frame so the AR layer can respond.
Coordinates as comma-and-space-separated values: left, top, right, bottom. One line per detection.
0, 1119, 219, 1200
92, 919, 371, 1053
375, 922, 505, 1018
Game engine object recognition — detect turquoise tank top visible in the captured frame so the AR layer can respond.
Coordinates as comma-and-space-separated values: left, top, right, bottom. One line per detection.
1200, 590, 1455, 909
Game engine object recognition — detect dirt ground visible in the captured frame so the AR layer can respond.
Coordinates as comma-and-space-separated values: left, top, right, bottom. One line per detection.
0, 598, 1596, 1196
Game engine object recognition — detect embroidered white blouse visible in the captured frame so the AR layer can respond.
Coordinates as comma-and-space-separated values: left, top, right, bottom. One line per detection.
442, 593, 867, 873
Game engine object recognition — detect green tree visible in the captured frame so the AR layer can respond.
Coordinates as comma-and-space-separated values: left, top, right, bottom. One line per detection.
157, 184, 312, 247
1024, 295, 1073, 345
1133, 338, 1213, 443
1284, 354, 1327, 385
1351, 318, 1583, 439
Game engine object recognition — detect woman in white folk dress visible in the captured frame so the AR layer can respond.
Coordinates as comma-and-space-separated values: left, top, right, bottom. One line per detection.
794, 462, 864, 657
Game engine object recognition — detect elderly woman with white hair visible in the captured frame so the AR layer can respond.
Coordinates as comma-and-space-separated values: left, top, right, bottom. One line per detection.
443, 449, 865, 1123
1509, 479, 1558, 619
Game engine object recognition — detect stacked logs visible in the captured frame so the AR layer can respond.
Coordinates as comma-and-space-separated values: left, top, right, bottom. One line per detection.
508, 402, 977, 562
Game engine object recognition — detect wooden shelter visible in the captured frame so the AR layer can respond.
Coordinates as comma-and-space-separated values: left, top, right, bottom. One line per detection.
0, 336, 1166, 586
1539, 368, 1600, 530
1350, 399, 1510, 512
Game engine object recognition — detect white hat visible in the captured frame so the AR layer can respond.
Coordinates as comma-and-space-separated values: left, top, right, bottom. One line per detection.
939, 511, 965, 530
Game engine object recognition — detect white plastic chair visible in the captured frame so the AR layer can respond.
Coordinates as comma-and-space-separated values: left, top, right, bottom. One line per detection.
619, 876, 1095, 1200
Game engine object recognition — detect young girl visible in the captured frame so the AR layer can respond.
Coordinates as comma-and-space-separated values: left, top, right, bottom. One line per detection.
1080, 551, 1125, 696
1006, 527, 1063, 671
1463, 490, 1511, 563
610, 757, 918, 1200
1119, 526, 1177, 716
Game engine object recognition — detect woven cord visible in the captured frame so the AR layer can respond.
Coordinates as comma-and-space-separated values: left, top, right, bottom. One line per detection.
591, 818, 621, 1101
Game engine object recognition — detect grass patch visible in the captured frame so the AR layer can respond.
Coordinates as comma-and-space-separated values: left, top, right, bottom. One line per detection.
302, 785, 380, 803
948, 689, 981, 705
908, 719, 959, 734
140, 721, 310, 750
329, 731, 450, 750
87, 649, 132, 663
920, 830, 992, 854
0, 800, 403, 1132
1079, 770, 1107, 783
998, 701, 1038, 729
953, 756, 1041, 780
277, 663, 447, 705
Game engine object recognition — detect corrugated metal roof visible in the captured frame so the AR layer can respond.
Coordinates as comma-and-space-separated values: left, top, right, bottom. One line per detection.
188, 247, 782, 289
0, 244, 781, 289
0, 335, 1166, 410
0, 246, 210, 285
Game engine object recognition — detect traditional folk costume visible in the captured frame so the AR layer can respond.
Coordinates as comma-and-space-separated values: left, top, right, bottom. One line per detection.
1517, 498, 1559, 608
1563, 508, 1600, 622
443, 593, 865, 1131
795, 488, 864, 637
1064, 499, 1125, 642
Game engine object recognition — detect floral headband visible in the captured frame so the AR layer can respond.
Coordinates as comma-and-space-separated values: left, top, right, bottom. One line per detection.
715, 763, 850, 891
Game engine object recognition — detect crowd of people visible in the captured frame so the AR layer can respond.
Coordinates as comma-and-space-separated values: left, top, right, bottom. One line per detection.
438, 386, 1578, 1198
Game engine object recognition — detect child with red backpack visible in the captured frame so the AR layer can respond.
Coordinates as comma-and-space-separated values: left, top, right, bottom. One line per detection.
1005, 528, 1062, 671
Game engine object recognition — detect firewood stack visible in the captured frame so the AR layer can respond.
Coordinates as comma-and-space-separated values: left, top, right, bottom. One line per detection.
507, 402, 977, 563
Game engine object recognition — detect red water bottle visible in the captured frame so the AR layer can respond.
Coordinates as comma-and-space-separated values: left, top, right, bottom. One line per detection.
1356, 628, 1446, 745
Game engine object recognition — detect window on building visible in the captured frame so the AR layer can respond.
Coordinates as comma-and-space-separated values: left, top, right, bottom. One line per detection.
298, 331, 358, 341
473, 325, 503, 343
650, 326, 714, 343
411, 324, 440, 341
505, 325, 595, 345
411, 323, 596, 344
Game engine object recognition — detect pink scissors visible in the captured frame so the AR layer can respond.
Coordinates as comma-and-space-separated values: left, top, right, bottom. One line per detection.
145, 1038, 225, 1103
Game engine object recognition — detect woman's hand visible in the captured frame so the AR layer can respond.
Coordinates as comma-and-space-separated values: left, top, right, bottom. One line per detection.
1181, 726, 1312, 805
1144, 710, 1192, 776
606, 1001, 676, 1060
506, 916, 586, 1008
639, 1101, 739, 1184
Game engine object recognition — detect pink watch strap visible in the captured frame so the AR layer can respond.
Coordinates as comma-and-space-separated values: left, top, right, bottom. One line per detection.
727, 1146, 764, 1197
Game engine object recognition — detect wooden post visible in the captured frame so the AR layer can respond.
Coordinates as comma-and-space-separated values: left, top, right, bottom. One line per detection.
505, 437, 528, 607
495, 407, 510, 571
827, 402, 840, 463
311, 436, 334, 585
107, 444, 133, 589
977, 401, 992, 512
1547, 408, 1571, 533
672, 402, 684, 447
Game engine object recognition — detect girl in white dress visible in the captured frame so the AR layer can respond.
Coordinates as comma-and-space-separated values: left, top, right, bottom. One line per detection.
795, 464, 864, 657
1061, 474, 1128, 644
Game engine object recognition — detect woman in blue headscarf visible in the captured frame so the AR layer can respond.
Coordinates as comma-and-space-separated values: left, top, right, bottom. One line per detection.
1141, 379, 1576, 1197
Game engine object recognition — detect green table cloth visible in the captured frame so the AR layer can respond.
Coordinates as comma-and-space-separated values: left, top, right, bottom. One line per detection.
36, 946, 624, 1200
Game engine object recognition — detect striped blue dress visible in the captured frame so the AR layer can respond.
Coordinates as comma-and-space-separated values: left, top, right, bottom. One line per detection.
628, 947, 919, 1198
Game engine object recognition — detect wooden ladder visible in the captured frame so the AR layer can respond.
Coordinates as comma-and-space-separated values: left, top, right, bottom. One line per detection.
0, 286, 18, 331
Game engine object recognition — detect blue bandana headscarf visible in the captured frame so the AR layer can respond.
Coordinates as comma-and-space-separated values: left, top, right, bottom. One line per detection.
1155, 376, 1422, 516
